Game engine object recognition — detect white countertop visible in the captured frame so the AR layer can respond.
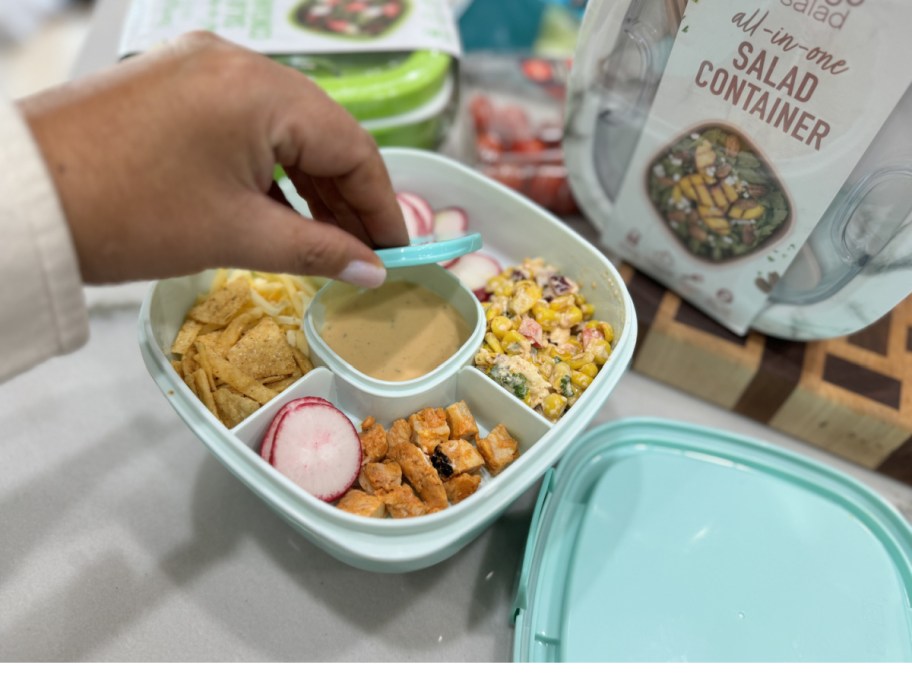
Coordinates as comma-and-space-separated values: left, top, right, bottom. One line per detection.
1, 0, 910, 662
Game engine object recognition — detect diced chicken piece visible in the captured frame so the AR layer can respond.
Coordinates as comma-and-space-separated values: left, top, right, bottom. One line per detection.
409, 407, 450, 453
445, 400, 478, 441
389, 442, 448, 512
358, 459, 402, 495
382, 485, 427, 519
476, 423, 520, 476
443, 473, 482, 504
387, 418, 412, 450
359, 421, 388, 464
336, 490, 386, 518
431, 439, 484, 480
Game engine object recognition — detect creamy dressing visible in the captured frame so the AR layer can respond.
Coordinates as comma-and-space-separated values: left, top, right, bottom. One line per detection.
319, 281, 472, 382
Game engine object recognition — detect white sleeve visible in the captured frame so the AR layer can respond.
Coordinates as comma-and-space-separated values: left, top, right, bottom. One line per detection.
0, 95, 89, 382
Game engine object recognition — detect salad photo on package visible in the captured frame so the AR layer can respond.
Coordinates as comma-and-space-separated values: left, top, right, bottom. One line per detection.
646, 124, 792, 263
290, 0, 410, 38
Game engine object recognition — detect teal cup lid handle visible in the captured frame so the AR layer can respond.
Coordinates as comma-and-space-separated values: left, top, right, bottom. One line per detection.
375, 233, 483, 269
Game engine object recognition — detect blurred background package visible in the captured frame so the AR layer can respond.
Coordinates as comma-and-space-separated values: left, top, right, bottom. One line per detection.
119, 0, 462, 150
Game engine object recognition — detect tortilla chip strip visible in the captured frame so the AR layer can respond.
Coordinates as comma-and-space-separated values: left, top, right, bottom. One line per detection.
192, 367, 220, 420
171, 320, 202, 355
189, 277, 250, 326
259, 373, 292, 385
181, 351, 199, 380
217, 309, 264, 357
194, 339, 218, 393
213, 387, 259, 429
207, 353, 277, 405
226, 317, 297, 378
291, 346, 314, 375
183, 369, 197, 396
265, 375, 301, 393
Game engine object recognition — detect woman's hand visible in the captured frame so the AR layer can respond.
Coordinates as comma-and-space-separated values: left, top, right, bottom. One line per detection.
18, 31, 408, 287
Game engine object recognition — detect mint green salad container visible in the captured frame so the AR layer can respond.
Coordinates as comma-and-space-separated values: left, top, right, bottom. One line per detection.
138, 149, 637, 573
513, 418, 912, 662
275, 51, 456, 149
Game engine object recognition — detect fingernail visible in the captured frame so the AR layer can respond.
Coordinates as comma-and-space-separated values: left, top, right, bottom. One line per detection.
336, 260, 387, 289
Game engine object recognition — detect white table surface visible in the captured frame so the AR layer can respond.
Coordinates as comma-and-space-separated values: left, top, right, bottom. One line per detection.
2, 0, 911, 662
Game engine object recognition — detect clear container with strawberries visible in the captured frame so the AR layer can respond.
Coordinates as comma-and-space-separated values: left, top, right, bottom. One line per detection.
461, 54, 579, 215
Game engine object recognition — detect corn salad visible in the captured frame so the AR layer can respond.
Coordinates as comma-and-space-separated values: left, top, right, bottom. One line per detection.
473, 258, 614, 422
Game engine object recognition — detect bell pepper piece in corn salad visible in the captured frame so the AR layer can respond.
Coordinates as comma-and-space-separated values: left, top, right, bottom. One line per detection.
473, 258, 614, 422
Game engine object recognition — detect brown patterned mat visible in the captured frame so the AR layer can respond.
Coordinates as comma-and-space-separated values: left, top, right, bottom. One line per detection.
620, 265, 912, 485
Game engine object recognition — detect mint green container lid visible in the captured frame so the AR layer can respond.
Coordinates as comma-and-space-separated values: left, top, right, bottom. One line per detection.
513, 418, 912, 662
275, 50, 453, 121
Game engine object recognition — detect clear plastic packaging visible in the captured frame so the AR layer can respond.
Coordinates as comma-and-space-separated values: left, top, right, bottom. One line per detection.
565, 0, 912, 339
461, 54, 580, 215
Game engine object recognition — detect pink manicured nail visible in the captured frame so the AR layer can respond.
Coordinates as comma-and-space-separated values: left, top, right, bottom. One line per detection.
336, 260, 387, 289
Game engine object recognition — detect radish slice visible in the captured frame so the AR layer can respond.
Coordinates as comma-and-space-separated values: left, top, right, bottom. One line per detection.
432, 207, 469, 241
397, 192, 434, 236
397, 196, 429, 240
270, 401, 362, 502
260, 396, 332, 464
446, 252, 503, 292
435, 206, 469, 267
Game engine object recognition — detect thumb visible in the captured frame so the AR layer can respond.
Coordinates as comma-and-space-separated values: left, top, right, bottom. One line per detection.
227, 195, 388, 288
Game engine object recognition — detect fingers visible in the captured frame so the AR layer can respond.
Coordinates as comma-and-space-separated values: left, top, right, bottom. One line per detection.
226, 194, 387, 288
291, 171, 373, 245
23, 31, 408, 288
269, 80, 409, 249
276, 172, 373, 247
324, 147, 408, 249
283, 168, 369, 244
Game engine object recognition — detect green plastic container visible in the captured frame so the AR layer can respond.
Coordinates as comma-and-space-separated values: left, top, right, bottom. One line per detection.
275, 51, 455, 149
513, 418, 912, 662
